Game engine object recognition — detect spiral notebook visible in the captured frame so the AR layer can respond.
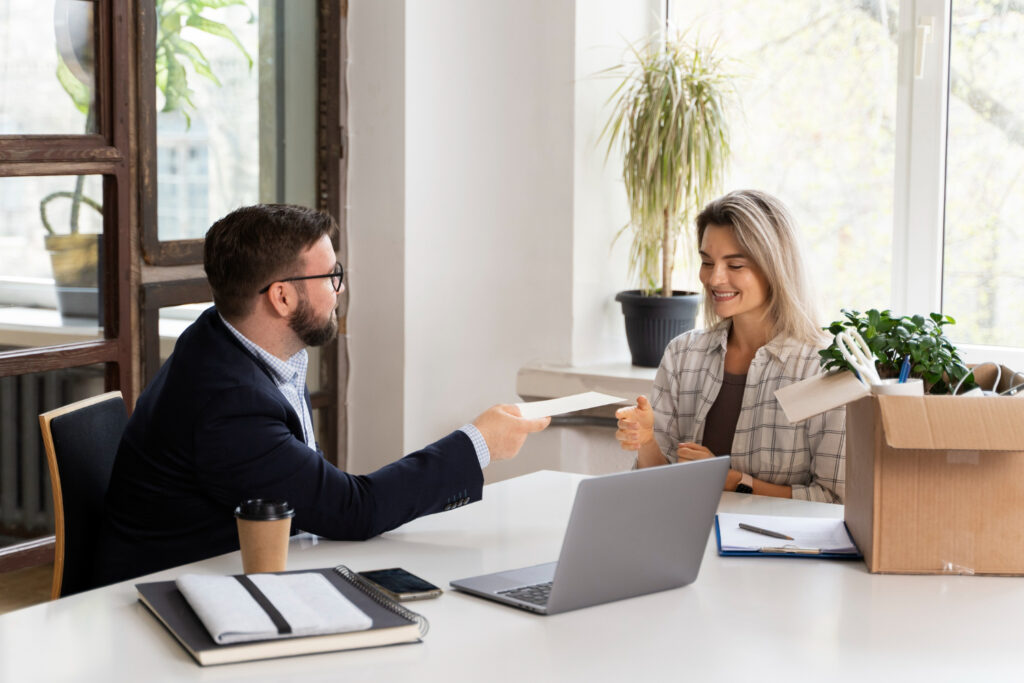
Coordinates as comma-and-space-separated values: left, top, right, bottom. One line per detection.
136, 565, 427, 666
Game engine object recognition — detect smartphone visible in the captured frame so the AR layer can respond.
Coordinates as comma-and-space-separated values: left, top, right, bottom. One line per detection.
356, 568, 443, 601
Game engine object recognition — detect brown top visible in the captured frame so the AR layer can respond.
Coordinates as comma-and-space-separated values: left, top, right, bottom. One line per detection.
702, 372, 747, 456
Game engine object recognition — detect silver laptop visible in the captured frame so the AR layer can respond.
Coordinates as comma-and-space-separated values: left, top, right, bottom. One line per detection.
450, 457, 729, 615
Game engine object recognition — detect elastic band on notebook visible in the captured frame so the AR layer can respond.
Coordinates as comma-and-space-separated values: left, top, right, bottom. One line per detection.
234, 575, 292, 635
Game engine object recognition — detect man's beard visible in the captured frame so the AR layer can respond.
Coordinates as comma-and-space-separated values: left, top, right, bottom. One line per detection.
289, 292, 338, 347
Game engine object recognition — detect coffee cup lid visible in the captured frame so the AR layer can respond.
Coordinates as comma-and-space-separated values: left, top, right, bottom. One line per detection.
234, 499, 295, 521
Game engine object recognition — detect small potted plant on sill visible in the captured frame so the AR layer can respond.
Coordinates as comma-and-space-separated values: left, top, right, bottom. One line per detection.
602, 31, 734, 367
40, 191, 104, 322
819, 308, 975, 394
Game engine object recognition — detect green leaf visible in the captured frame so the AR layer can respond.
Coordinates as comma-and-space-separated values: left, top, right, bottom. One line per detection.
185, 15, 253, 68
168, 34, 220, 85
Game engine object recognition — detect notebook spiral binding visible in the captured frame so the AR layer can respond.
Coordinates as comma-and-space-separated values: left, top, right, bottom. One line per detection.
333, 565, 429, 638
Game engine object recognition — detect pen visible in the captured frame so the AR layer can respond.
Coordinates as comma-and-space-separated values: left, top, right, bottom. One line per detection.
898, 356, 911, 383
738, 522, 794, 541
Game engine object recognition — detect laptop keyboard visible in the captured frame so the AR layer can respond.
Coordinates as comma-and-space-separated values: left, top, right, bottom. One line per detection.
498, 581, 553, 606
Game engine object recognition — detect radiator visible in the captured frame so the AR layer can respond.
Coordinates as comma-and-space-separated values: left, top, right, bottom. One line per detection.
0, 368, 104, 540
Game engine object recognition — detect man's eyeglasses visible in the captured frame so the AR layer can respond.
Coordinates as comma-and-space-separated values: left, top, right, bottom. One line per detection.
258, 262, 344, 294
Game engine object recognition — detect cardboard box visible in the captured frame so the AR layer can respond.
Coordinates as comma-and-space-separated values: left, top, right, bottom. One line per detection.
777, 365, 1024, 575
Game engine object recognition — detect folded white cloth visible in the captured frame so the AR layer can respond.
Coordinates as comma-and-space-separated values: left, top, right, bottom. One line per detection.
177, 572, 373, 645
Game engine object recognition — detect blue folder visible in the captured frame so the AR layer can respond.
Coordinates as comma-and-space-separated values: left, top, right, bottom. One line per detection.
714, 515, 862, 559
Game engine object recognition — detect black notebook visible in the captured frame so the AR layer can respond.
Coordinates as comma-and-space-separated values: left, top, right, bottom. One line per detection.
137, 565, 427, 666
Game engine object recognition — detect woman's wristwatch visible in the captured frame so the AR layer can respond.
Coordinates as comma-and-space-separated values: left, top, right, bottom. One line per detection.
735, 472, 754, 494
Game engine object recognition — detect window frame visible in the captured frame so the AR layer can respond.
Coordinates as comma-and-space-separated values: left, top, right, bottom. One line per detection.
0, 0, 137, 568
894, 0, 1023, 367
0, 0, 136, 399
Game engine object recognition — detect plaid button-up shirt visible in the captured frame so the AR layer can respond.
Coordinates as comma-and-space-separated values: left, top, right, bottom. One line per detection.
651, 322, 846, 503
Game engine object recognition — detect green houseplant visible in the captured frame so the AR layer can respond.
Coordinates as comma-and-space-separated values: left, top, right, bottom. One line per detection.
602, 31, 733, 366
819, 309, 974, 395
46, 0, 252, 321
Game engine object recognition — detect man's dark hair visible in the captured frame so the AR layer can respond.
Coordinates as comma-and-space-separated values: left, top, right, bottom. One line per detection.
204, 204, 338, 318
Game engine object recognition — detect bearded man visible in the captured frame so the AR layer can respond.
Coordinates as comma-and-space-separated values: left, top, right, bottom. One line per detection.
93, 204, 548, 587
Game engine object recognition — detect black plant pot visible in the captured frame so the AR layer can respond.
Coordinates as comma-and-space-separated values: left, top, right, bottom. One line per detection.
615, 290, 702, 367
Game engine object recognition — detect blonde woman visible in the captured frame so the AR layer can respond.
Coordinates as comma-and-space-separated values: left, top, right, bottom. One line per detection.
615, 190, 845, 503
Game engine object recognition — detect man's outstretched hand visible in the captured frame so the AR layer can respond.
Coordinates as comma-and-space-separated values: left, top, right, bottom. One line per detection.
472, 405, 550, 461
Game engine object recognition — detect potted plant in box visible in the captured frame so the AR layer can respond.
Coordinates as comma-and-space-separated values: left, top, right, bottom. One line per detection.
602, 31, 733, 367
819, 308, 975, 394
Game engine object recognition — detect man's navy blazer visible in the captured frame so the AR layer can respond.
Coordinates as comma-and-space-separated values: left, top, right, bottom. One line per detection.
94, 307, 482, 586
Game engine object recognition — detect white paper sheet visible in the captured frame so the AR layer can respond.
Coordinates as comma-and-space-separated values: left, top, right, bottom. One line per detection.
515, 391, 628, 419
716, 512, 858, 554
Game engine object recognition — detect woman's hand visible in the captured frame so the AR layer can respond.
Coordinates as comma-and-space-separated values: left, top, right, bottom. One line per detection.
677, 442, 714, 461
615, 396, 654, 451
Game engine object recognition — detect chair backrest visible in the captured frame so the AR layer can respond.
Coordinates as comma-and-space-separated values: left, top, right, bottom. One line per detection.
39, 391, 127, 599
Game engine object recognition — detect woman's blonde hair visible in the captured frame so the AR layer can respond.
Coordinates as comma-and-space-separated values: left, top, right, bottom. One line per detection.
696, 189, 823, 345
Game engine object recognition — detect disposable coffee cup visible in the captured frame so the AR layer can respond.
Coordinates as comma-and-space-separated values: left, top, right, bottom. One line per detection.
871, 378, 924, 396
234, 499, 295, 574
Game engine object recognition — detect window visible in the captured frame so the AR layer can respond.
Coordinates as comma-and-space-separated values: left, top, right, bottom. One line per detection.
0, 0, 97, 135
0, 0, 135, 559
671, 0, 1024, 364
153, 1, 258, 244
0, 175, 105, 344
670, 0, 898, 322
138, 0, 348, 463
942, 2, 1024, 350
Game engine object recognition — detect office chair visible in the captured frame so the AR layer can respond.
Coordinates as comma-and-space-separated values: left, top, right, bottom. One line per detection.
39, 391, 127, 599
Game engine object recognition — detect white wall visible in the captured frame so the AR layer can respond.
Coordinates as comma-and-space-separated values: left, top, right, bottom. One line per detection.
403, 0, 576, 452
347, 0, 658, 473
347, 0, 407, 471
572, 0, 659, 364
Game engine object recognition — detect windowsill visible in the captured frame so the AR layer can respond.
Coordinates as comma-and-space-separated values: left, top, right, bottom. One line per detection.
0, 307, 190, 359
516, 361, 656, 416
0, 307, 101, 347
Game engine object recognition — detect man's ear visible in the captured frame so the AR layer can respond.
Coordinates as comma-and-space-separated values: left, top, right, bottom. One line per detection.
263, 282, 296, 318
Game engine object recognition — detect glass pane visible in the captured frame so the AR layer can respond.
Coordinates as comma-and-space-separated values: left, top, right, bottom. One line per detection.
0, 364, 106, 548
669, 2, 898, 324
0, 176, 105, 346
943, 3, 1024, 347
0, 0, 97, 135
154, 0, 319, 242
157, 302, 210, 364
155, 0, 259, 241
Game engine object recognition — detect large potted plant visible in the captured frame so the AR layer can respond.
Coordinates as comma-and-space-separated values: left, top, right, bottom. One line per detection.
603, 32, 733, 367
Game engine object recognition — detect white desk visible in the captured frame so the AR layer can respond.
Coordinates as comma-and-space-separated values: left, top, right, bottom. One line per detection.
1, 470, 1020, 682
